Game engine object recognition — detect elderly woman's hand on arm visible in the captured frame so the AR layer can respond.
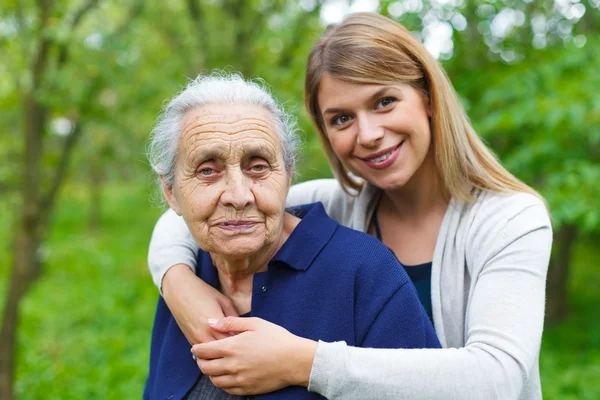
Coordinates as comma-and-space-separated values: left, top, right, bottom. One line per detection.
192, 317, 317, 396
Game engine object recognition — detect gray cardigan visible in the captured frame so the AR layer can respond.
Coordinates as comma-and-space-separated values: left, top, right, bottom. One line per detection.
148, 179, 552, 400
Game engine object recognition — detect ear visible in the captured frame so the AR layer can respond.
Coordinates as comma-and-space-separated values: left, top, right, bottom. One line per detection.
425, 94, 433, 118
161, 176, 181, 215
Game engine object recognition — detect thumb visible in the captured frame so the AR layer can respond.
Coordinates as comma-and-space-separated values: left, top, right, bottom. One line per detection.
208, 316, 257, 333
217, 297, 239, 318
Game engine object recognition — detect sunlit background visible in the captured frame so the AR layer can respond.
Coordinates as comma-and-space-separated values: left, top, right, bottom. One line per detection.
1, 0, 599, 398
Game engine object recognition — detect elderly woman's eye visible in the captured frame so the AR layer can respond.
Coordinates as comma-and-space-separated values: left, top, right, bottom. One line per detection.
331, 114, 351, 126
199, 168, 214, 176
375, 97, 397, 110
252, 165, 266, 172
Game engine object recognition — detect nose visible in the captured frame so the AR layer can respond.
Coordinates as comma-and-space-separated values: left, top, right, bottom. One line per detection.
356, 114, 384, 147
220, 169, 254, 210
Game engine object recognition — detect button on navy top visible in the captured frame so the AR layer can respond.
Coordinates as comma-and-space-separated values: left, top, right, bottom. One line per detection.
144, 202, 440, 400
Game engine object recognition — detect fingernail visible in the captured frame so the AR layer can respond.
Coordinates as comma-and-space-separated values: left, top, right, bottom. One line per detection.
190, 347, 193, 353
207, 318, 219, 325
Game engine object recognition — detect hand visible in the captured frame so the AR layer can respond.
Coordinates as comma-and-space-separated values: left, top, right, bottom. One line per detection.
161, 264, 238, 344
191, 317, 318, 396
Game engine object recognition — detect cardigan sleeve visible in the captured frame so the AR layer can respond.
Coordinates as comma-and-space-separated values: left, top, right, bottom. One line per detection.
308, 202, 552, 400
148, 208, 199, 292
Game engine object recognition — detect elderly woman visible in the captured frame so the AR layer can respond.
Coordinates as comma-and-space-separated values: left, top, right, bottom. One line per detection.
143, 74, 440, 400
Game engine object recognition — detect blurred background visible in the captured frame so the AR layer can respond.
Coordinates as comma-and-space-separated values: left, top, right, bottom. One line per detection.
0, 0, 599, 399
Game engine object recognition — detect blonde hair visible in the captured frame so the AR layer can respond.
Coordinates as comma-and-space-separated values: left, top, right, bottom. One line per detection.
305, 12, 543, 202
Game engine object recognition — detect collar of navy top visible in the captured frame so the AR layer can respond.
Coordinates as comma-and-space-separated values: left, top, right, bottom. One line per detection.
196, 201, 338, 282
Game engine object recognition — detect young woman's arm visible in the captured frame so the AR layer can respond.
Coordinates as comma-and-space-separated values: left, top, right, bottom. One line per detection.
308, 202, 552, 399
148, 179, 348, 343
190, 200, 552, 399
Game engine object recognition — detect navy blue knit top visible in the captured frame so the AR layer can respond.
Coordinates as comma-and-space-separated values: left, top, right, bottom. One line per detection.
144, 202, 440, 400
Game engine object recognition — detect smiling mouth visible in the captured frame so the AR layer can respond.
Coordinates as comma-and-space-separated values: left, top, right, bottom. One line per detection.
360, 142, 403, 164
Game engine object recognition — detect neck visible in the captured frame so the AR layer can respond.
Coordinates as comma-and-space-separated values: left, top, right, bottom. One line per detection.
381, 152, 448, 220
210, 212, 300, 312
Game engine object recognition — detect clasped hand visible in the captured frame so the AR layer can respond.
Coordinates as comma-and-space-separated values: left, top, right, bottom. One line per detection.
191, 317, 317, 396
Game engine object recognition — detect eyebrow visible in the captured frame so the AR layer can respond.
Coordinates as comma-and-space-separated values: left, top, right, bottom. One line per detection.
241, 142, 277, 160
322, 87, 398, 115
192, 146, 228, 164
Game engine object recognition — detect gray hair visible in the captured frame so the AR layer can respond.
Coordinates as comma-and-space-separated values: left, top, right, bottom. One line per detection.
148, 72, 301, 187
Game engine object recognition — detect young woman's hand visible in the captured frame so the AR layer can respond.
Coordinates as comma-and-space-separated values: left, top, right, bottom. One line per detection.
161, 264, 238, 344
191, 317, 318, 396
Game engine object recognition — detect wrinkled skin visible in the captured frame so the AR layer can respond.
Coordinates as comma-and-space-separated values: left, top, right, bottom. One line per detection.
162, 104, 297, 314
164, 104, 292, 260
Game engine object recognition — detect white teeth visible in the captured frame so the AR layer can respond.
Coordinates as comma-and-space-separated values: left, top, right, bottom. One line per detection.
368, 151, 393, 163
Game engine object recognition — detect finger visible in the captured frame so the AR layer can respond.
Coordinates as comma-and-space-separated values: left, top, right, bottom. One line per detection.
192, 337, 233, 359
217, 296, 239, 318
208, 316, 258, 333
196, 357, 232, 377
211, 329, 233, 340
209, 374, 244, 391
209, 376, 258, 396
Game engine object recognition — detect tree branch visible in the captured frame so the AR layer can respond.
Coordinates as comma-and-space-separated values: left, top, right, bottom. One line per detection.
39, 121, 84, 227
39, 75, 104, 223
57, 0, 102, 67
185, 0, 210, 68
112, 0, 144, 38
31, 0, 53, 87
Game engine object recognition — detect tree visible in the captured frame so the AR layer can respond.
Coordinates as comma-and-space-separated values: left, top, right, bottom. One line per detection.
0, 1, 144, 397
470, 39, 600, 325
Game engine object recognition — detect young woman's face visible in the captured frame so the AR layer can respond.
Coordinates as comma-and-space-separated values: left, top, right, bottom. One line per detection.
318, 73, 433, 191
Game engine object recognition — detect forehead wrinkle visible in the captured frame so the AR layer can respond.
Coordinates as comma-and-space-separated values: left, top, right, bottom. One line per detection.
184, 119, 277, 140
183, 106, 276, 132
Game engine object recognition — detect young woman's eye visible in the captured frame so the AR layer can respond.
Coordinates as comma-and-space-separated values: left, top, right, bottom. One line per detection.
375, 97, 397, 110
331, 114, 351, 126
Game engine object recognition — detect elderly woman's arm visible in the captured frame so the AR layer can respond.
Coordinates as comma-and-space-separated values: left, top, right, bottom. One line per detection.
148, 179, 349, 343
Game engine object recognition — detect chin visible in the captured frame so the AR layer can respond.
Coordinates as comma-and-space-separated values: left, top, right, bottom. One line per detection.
368, 172, 411, 191
220, 239, 265, 258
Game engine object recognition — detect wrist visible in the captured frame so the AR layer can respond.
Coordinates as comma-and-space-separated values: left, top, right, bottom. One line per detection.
288, 336, 318, 387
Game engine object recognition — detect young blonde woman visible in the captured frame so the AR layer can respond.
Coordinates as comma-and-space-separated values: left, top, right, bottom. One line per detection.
148, 13, 552, 400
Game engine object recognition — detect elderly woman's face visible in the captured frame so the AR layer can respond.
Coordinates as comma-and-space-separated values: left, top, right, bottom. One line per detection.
165, 104, 291, 258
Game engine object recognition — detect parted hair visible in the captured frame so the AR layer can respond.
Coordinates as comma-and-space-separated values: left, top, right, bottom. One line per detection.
305, 12, 542, 202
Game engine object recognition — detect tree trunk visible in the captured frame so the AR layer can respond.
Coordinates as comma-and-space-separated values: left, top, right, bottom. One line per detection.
0, 227, 42, 399
545, 224, 577, 326
0, 93, 46, 400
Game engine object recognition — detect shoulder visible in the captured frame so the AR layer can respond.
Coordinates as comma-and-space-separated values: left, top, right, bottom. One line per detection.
328, 224, 409, 286
287, 179, 360, 225
466, 190, 551, 237
452, 190, 552, 268
287, 179, 352, 206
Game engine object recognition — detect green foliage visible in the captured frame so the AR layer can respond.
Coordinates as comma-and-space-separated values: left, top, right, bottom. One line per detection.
540, 238, 600, 399
468, 38, 600, 230
2, 183, 161, 399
